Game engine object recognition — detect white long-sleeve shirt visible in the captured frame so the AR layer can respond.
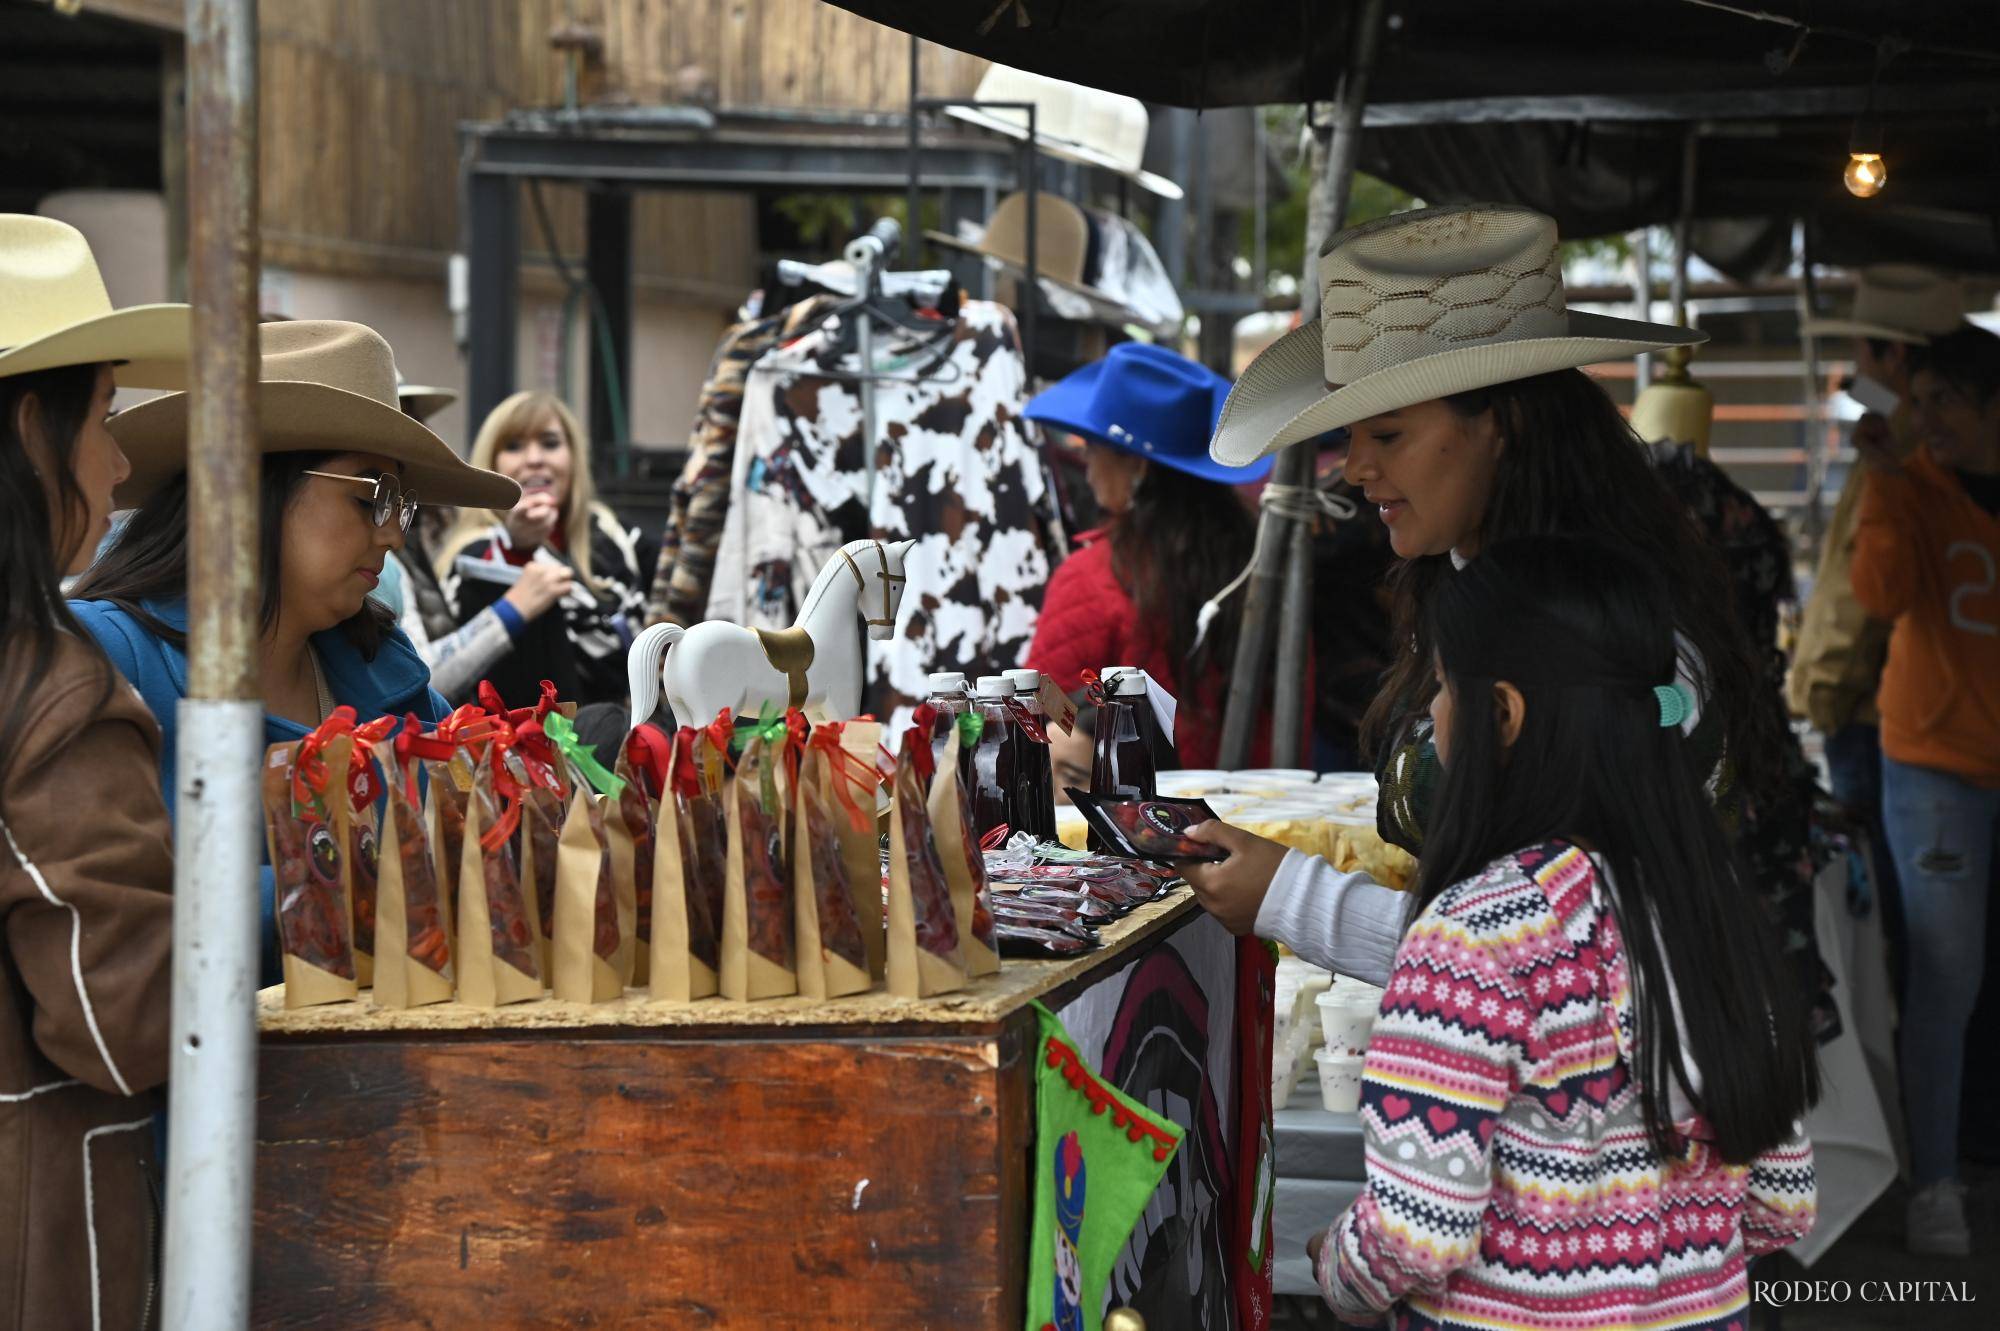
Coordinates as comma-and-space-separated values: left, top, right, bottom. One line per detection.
1254, 850, 1408, 986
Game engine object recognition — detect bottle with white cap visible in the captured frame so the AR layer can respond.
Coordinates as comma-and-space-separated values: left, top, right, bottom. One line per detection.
922, 671, 970, 770
965, 676, 1019, 843
1003, 668, 1057, 841
1087, 668, 1157, 851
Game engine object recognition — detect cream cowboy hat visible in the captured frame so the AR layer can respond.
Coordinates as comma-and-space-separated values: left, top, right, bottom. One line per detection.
1210, 204, 1706, 467
943, 64, 1183, 201
926, 192, 1153, 329
397, 382, 457, 422
111, 320, 519, 510
0, 213, 189, 388
1799, 263, 1966, 344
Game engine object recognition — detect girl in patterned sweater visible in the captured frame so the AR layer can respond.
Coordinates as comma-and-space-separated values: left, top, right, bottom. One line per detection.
1312, 536, 1820, 1330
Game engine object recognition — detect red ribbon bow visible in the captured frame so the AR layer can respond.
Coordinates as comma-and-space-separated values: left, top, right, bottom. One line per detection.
1079, 669, 1108, 708
291, 706, 360, 814
669, 727, 704, 800
345, 715, 398, 810
907, 703, 938, 784
510, 718, 567, 797
393, 712, 459, 805
703, 708, 737, 767
477, 719, 526, 852
625, 725, 673, 801
806, 719, 883, 834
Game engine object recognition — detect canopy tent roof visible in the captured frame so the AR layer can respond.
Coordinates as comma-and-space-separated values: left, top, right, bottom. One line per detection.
829, 0, 2000, 273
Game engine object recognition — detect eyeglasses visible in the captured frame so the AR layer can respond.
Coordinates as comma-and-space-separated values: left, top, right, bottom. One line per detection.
303, 470, 419, 533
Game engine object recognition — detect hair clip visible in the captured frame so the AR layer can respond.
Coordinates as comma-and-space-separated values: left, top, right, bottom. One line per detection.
1654, 683, 1692, 730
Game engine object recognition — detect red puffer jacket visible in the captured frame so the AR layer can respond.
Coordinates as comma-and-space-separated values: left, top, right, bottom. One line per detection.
1027, 532, 1303, 770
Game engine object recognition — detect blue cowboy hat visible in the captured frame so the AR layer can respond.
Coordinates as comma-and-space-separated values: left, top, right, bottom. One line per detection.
1025, 342, 1274, 484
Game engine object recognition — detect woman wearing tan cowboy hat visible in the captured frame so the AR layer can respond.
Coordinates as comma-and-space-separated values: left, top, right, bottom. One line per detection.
0, 213, 186, 1329
1177, 205, 1787, 985
69, 319, 518, 982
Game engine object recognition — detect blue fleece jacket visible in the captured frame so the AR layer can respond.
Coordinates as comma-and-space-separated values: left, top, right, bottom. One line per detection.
69, 597, 449, 982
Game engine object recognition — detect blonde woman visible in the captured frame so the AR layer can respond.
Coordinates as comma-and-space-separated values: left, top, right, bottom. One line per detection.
436, 390, 651, 709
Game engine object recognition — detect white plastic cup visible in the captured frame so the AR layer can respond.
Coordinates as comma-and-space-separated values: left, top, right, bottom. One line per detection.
1315, 1048, 1366, 1114
1316, 989, 1378, 1056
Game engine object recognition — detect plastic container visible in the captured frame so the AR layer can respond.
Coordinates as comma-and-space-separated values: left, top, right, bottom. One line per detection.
1316, 988, 1378, 1057
1003, 668, 1057, 841
966, 676, 1020, 844
924, 671, 970, 776
1314, 1047, 1366, 1114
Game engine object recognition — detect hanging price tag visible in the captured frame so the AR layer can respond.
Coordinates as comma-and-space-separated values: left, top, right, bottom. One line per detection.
1037, 678, 1078, 736
1140, 671, 1178, 745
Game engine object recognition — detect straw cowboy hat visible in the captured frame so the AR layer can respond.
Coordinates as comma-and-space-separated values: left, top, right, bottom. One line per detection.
111, 320, 519, 510
0, 213, 189, 388
1211, 204, 1706, 467
927, 192, 1156, 329
397, 382, 458, 423
943, 63, 1183, 200
1799, 263, 1966, 344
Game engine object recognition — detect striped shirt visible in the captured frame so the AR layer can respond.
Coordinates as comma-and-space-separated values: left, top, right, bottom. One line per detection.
1318, 841, 1816, 1330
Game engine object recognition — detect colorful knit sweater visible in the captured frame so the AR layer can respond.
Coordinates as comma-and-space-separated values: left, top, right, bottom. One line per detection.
1317, 842, 1817, 1330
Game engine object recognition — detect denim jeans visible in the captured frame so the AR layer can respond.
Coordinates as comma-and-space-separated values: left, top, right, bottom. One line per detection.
1826, 724, 1903, 980
1883, 754, 2000, 1186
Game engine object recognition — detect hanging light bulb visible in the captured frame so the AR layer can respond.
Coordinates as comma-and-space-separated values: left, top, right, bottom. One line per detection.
1844, 114, 1886, 199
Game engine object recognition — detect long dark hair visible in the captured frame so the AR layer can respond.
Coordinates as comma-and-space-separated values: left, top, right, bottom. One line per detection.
1106, 462, 1256, 711
1360, 368, 1786, 810
70, 449, 396, 657
0, 364, 114, 806
1414, 536, 1818, 1164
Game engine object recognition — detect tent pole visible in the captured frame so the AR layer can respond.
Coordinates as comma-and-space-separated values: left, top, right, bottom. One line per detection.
162, 1, 262, 1328
1267, 0, 1386, 767
1796, 218, 1828, 558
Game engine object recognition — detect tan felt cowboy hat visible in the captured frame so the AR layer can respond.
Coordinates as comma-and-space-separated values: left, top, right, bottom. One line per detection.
111, 320, 520, 510
1799, 263, 1966, 344
926, 192, 1149, 328
943, 63, 1183, 201
397, 382, 458, 423
0, 213, 189, 388
1211, 204, 1707, 467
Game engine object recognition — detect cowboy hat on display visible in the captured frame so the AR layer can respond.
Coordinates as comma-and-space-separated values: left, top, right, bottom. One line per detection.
112, 320, 519, 510
926, 192, 1176, 332
1027, 341, 1273, 485
943, 64, 1183, 200
0, 213, 190, 388
1210, 204, 1706, 467
397, 382, 458, 423
1798, 263, 1967, 345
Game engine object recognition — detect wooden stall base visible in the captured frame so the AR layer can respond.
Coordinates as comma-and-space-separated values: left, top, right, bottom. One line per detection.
252, 889, 1209, 1329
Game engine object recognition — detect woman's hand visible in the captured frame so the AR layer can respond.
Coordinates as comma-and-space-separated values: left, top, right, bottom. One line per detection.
504, 491, 562, 551
501, 560, 574, 622
1853, 411, 1902, 472
1178, 821, 1288, 935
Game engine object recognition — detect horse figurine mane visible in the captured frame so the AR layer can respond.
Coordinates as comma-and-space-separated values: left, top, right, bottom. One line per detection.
627, 538, 917, 729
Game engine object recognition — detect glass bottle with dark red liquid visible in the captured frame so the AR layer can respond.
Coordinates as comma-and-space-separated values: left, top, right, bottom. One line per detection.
1004, 667, 1057, 841
923, 670, 969, 778
966, 676, 1019, 844
1089, 668, 1156, 851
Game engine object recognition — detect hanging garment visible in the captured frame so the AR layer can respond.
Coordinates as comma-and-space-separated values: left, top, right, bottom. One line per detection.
646, 296, 838, 628
707, 299, 1065, 715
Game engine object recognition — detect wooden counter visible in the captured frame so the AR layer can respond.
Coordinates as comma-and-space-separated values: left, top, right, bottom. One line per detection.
251, 889, 1242, 1330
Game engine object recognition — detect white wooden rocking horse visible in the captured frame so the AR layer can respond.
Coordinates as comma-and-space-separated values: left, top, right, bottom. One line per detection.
627, 538, 917, 729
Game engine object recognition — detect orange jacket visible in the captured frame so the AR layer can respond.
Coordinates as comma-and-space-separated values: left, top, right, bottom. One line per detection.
1850, 449, 2000, 785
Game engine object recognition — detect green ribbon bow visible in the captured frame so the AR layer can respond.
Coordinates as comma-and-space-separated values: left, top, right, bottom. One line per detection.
544, 711, 626, 798
753, 703, 789, 812
955, 709, 985, 748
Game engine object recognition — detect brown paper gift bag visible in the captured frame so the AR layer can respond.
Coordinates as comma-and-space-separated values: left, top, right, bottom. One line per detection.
607, 744, 654, 988
886, 709, 967, 999
651, 727, 722, 1001
423, 752, 476, 964
262, 737, 358, 1009
456, 748, 543, 1008
826, 720, 887, 981
720, 724, 798, 1000
552, 787, 624, 1003
368, 743, 455, 1009
929, 721, 1000, 978
793, 744, 872, 1000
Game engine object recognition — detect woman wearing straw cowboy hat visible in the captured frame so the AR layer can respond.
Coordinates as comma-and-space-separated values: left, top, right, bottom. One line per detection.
1179, 205, 1787, 984
1023, 341, 1285, 771
69, 320, 519, 979
0, 213, 185, 1329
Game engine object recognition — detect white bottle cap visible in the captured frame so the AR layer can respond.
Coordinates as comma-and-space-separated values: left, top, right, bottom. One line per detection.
926, 672, 967, 693
1101, 668, 1148, 697
1005, 668, 1041, 691
974, 676, 1017, 697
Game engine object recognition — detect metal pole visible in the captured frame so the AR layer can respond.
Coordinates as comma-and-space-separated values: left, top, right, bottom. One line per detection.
1795, 219, 1828, 557
1671, 128, 1698, 326
906, 34, 921, 260
1633, 226, 1654, 390
165, 1, 261, 1328
1269, 0, 1385, 767
1022, 112, 1037, 374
